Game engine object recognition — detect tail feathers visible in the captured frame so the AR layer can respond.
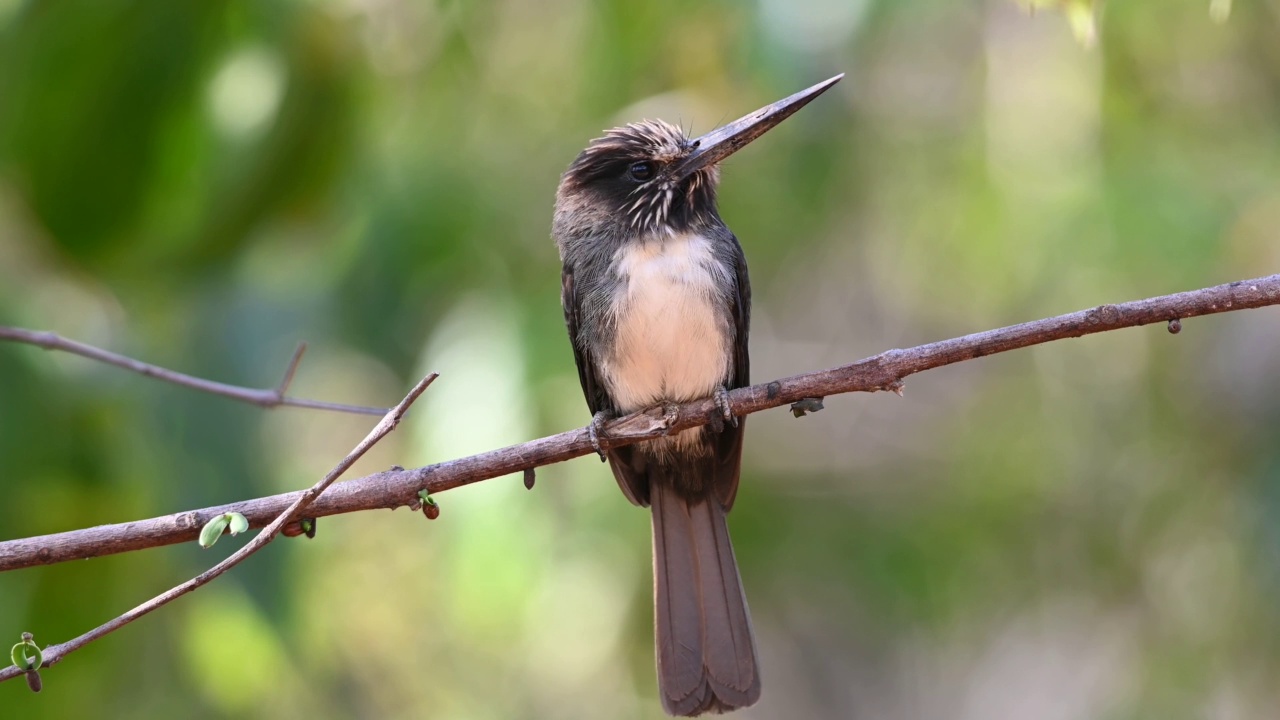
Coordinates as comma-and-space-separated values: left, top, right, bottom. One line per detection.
652, 482, 760, 716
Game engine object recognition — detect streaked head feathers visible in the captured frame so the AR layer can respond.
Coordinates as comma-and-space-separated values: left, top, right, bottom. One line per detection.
557, 120, 720, 236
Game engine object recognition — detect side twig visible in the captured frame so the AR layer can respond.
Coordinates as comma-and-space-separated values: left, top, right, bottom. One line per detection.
0, 372, 437, 684
0, 327, 388, 416
2, 274, 1276, 578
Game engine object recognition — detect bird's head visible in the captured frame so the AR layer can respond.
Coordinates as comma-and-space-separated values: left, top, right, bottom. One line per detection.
556, 120, 714, 238
553, 74, 843, 243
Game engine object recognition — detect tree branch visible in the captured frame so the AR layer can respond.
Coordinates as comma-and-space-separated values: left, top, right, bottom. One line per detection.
2, 274, 1275, 577
0, 373, 437, 685
0, 328, 389, 416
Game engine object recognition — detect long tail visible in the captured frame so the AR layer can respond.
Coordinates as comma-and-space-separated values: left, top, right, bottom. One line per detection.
651, 480, 761, 716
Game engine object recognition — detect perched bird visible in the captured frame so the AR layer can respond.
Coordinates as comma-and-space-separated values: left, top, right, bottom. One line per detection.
553, 75, 842, 716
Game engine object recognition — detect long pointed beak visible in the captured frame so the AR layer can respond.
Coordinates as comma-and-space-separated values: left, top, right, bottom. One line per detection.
672, 73, 844, 179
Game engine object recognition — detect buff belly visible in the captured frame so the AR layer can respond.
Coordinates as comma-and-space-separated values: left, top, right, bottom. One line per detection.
599, 232, 732, 457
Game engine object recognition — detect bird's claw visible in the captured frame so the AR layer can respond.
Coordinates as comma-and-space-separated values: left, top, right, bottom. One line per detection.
588, 410, 611, 462
713, 386, 738, 430
661, 403, 680, 431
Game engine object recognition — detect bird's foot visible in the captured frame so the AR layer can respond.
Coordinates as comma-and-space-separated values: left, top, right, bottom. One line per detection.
712, 386, 738, 432
588, 410, 613, 462
661, 402, 681, 432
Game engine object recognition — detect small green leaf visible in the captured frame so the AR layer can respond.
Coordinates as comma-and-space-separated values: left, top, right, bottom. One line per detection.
199, 515, 231, 548
11, 635, 42, 671
227, 512, 249, 536
418, 489, 440, 519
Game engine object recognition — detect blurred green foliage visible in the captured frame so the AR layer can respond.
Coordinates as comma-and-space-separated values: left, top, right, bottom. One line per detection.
2, 0, 1280, 717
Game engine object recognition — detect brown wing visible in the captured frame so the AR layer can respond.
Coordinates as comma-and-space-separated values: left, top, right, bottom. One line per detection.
712, 233, 751, 511
561, 266, 610, 416
561, 266, 651, 506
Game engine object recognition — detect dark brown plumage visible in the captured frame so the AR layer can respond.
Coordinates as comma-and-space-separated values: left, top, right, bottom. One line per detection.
552, 75, 842, 716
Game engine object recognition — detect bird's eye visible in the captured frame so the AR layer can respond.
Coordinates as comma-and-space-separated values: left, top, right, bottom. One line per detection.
628, 161, 655, 182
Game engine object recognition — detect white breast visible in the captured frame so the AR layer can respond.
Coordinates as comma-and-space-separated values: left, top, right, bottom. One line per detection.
601, 232, 732, 416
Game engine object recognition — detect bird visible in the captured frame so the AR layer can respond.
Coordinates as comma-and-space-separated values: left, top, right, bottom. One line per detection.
553, 74, 842, 716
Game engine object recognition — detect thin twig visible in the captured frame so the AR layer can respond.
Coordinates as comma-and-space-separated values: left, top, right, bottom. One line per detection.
3, 274, 1276, 579
0, 373, 437, 684
0, 327, 388, 416
276, 342, 308, 396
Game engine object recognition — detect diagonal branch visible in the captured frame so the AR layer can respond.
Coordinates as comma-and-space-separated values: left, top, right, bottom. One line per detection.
0, 372, 437, 685
0, 327, 389, 416
2, 274, 1276, 578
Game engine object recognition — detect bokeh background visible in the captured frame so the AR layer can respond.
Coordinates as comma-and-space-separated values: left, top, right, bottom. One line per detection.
3, 0, 1280, 717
